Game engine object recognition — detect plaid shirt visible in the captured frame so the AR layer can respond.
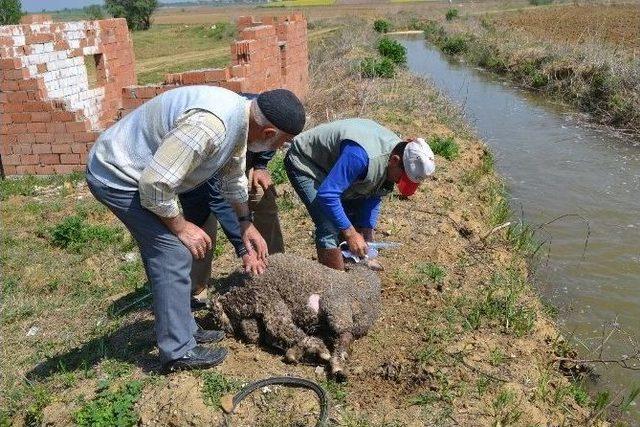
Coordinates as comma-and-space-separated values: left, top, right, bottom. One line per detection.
138, 109, 248, 218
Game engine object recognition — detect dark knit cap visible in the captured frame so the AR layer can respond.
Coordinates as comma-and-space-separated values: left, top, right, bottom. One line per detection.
256, 89, 306, 135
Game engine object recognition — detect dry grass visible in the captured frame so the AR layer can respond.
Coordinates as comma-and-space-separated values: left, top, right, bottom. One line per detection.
492, 4, 640, 55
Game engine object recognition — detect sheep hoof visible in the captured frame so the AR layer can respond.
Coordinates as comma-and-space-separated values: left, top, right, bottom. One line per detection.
332, 368, 348, 383
285, 347, 303, 363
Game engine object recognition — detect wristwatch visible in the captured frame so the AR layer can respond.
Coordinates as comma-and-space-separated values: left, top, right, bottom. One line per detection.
238, 213, 254, 224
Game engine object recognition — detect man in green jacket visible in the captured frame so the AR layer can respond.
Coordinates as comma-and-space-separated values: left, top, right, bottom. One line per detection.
284, 118, 435, 270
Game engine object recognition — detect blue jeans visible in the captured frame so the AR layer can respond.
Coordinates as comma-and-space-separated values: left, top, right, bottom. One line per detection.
284, 155, 362, 249
86, 171, 206, 363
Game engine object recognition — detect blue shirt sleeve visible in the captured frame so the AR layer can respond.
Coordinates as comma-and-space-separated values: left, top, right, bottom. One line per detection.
316, 140, 369, 231
351, 196, 382, 229
208, 188, 247, 258
247, 150, 275, 170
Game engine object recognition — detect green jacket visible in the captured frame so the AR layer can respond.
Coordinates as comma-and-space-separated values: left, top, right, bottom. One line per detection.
287, 118, 401, 199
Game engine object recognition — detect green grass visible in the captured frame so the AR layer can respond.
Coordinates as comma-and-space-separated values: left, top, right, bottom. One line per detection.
429, 135, 459, 161
0, 172, 85, 201
373, 19, 391, 34
267, 152, 288, 185
492, 389, 522, 425
74, 380, 143, 427
201, 371, 241, 409
360, 57, 396, 79
440, 34, 469, 55
464, 270, 536, 337
489, 347, 505, 366
417, 262, 446, 284
261, 0, 336, 7
321, 379, 348, 404
49, 215, 123, 253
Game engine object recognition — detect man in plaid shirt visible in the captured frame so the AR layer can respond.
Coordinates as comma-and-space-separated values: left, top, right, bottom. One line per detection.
86, 86, 305, 371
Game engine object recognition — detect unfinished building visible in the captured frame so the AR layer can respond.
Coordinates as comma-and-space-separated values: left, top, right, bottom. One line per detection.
0, 13, 309, 176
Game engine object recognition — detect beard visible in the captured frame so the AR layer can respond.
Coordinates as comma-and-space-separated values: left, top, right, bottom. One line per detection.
248, 135, 279, 153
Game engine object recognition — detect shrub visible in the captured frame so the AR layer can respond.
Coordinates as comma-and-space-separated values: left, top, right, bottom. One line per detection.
360, 57, 395, 79
445, 8, 459, 21
0, 0, 22, 25
373, 19, 391, 33
104, 0, 158, 31
429, 135, 459, 161
377, 37, 407, 65
528, 0, 553, 5
441, 34, 468, 55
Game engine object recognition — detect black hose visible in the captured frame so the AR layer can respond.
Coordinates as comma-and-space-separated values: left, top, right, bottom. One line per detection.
223, 376, 330, 427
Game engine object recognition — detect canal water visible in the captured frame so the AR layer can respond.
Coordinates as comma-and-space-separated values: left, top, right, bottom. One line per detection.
397, 34, 639, 416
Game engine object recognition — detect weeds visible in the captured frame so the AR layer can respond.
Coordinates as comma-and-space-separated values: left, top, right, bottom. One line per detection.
529, 0, 553, 5
441, 34, 468, 55
49, 214, 123, 253
429, 135, 459, 161
201, 371, 241, 408
377, 37, 406, 65
445, 8, 459, 21
465, 270, 536, 337
74, 380, 143, 427
267, 152, 288, 185
489, 347, 505, 366
417, 262, 446, 284
0, 172, 84, 200
492, 389, 522, 425
321, 379, 348, 404
360, 57, 395, 78
373, 19, 391, 33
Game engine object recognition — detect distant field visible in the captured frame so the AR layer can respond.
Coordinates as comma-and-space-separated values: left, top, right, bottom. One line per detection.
261, 0, 336, 7
132, 23, 236, 84
491, 4, 640, 53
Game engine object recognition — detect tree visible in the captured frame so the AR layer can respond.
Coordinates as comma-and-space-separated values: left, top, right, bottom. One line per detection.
0, 0, 22, 25
84, 5, 105, 20
104, 0, 158, 31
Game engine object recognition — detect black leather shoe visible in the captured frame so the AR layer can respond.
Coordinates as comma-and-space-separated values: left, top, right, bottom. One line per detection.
190, 296, 208, 312
164, 345, 228, 372
194, 326, 225, 344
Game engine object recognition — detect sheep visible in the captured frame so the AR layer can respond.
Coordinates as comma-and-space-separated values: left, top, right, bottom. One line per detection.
210, 253, 381, 379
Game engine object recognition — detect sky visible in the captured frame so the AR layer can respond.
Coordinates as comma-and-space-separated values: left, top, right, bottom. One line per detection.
23, 0, 195, 12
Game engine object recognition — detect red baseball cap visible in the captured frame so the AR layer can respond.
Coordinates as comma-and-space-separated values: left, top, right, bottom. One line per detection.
397, 172, 420, 196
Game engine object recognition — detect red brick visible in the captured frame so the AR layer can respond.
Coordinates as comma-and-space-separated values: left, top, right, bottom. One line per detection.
65, 121, 90, 133
70, 143, 88, 154
6, 124, 27, 134
32, 144, 52, 154
35, 133, 54, 143
3, 165, 17, 176
27, 122, 47, 133
16, 165, 37, 175
17, 133, 35, 144
54, 133, 74, 143
46, 122, 66, 133
204, 69, 230, 82
60, 153, 80, 164
0, 58, 22, 70
52, 111, 76, 122
30, 112, 51, 123
21, 154, 38, 165
0, 80, 20, 91
23, 101, 53, 112
39, 153, 60, 164
11, 112, 32, 123
3, 154, 21, 165
53, 164, 79, 174
25, 33, 54, 44
51, 143, 71, 154
182, 71, 206, 85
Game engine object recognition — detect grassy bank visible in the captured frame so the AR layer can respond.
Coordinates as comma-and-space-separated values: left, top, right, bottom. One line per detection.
1, 18, 615, 427
407, 4, 640, 137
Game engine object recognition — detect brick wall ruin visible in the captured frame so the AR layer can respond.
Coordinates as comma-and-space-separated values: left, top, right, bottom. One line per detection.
0, 15, 135, 175
0, 13, 309, 177
120, 13, 308, 116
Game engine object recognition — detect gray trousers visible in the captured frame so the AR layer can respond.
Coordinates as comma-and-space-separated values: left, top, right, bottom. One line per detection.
86, 171, 198, 363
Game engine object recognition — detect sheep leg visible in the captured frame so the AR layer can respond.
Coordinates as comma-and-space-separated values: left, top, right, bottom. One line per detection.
260, 303, 330, 363
329, 332, 354, 381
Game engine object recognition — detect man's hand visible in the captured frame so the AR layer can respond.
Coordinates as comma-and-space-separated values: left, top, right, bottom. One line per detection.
251, 169, 273, 192
162, 216, 212, 260
242, 252, 267, 275
240, 222, 269, 262
343, 226, 368, 258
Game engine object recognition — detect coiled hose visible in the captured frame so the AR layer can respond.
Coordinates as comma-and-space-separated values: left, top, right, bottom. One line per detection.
222, 376, 330, 427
